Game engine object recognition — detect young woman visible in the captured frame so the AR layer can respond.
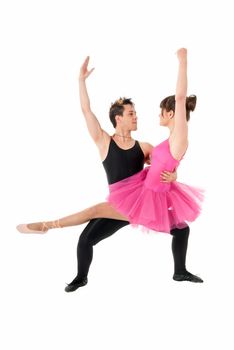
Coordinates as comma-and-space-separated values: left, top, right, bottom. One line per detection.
17, 48, 203, 235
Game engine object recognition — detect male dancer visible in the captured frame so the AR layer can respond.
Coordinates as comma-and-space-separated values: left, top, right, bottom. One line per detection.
65, 57, 203, 292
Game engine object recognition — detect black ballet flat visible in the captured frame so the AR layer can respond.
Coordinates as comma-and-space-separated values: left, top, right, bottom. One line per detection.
65, 277, 88, 292
173, 272, 203, 283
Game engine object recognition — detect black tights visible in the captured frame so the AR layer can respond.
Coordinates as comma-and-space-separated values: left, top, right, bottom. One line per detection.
76, 219, 189, 280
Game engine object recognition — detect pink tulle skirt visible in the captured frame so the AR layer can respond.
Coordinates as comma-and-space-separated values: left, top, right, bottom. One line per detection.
107, 168, 204, 234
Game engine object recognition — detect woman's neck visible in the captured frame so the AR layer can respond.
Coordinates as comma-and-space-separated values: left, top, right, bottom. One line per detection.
167, 121, 175, 136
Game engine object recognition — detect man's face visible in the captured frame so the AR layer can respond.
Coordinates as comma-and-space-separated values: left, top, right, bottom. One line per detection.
119, 104, 138, 131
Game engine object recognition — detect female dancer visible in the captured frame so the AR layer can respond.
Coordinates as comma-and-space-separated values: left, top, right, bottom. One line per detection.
17, 48, 203, 235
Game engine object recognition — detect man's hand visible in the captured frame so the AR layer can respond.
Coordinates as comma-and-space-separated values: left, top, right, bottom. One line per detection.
160, 170, 177, 183
79, 56, 95, 81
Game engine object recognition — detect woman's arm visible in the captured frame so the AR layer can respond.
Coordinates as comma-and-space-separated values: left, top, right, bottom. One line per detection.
170, 48, 188, 159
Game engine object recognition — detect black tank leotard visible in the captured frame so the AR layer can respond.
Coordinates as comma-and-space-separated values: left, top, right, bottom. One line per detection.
102, 138, 145, 184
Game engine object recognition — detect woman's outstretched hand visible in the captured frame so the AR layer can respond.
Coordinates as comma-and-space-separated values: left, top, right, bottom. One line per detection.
79, 56, 95, 81
176, 48, 187, 61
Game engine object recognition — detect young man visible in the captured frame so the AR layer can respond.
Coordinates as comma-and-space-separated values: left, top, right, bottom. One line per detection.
65, 57, 203, 292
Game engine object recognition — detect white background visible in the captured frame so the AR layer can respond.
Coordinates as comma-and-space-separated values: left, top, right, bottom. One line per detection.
1, 0, 234, 349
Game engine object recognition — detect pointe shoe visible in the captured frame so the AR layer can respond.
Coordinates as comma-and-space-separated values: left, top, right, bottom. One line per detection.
16, 222, 49, 234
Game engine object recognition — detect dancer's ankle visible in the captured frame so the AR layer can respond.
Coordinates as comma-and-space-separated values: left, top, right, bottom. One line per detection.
46, 219, 62, 229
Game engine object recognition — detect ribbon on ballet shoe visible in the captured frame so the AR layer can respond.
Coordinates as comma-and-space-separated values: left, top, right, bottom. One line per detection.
51, 219, 62, 229
41, 222, 50, 233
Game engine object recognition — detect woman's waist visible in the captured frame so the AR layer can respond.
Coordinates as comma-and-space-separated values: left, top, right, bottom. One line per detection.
108, 166, 150, 190
144, 179, 171, 192
144, 167, 173, 191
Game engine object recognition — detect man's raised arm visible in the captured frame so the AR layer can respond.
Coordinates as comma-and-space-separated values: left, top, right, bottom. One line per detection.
79, 56, 109, 146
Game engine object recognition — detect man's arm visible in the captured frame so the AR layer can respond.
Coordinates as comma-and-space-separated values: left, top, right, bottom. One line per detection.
79, 57, 110, 148
139, 142, 153, 164
160, 170, 177, 183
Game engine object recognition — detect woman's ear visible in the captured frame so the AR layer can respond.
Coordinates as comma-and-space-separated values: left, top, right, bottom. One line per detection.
169, 110, 174, 119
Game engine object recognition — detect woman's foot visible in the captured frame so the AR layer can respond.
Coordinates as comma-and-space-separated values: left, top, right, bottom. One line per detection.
17, 219, 62, 234
16, 222, 49, 234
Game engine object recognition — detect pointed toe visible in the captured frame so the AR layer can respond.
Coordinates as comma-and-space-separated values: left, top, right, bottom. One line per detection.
16, 223, 48, 234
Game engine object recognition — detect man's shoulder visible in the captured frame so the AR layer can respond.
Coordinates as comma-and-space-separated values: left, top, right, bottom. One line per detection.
95, 131, 112, 161
138, 141, 154, 151
137, 141, 154, 158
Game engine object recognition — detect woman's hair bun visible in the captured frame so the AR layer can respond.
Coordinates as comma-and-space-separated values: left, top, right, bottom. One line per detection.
186, 95, 197, 112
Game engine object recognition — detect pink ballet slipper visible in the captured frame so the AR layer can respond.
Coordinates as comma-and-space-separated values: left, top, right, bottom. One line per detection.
16, 222, 49, 234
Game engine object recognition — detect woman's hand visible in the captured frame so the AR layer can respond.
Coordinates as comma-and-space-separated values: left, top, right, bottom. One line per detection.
177, 48, 187, 62
79, 56, 95, 81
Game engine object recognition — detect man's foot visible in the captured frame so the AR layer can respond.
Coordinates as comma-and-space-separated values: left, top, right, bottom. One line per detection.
65, 276, 88, 292
173, 271, 203, 283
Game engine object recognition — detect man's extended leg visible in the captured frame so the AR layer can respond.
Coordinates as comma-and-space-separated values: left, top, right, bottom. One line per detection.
170, 226, 203, 283
65, 218, 129, 292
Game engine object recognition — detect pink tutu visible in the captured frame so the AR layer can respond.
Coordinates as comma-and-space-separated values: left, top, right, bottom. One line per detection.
107, 139, 204, 234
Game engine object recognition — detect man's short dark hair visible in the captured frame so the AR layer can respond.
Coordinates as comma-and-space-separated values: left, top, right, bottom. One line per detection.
109, 97, 134, 128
